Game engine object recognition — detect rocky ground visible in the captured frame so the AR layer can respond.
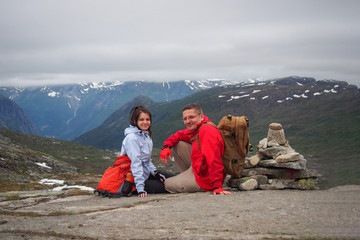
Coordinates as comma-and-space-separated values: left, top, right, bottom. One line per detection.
0, 185, 359, 240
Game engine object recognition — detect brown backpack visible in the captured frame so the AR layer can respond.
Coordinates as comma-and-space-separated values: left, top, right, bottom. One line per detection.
191, 115, 250, 176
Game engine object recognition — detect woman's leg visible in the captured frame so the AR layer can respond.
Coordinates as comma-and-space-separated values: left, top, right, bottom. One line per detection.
144, 175, 168, 194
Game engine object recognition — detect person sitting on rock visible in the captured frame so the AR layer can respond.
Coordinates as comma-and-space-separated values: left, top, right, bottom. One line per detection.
120, 105, 173, 197
160, 103, 231, 195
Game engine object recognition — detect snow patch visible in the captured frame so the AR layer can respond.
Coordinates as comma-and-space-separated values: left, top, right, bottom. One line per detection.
36, 162, 52, 169
48, 91, 60, 97
52, 185, 94, 192
39, 179, 65, 185
229, 94, 249, 100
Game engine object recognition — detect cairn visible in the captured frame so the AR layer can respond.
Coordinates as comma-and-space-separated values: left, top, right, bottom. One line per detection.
228, 123, 319, 191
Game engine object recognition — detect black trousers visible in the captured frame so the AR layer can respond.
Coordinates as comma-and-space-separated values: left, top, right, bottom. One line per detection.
143, 170, 176, 194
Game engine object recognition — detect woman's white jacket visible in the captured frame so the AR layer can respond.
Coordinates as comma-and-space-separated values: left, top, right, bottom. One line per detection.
120, 125, 156, 193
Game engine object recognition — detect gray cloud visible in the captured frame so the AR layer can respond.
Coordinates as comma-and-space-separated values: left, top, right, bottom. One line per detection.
0, 0, 359, 87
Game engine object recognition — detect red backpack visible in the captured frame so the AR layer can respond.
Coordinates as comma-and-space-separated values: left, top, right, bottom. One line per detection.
94, 155, 136, 198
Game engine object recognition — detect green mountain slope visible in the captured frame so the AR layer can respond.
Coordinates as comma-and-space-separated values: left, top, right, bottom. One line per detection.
0, 128, 116, 176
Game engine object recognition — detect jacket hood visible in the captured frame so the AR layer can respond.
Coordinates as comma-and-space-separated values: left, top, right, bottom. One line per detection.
124, 125, 147, 136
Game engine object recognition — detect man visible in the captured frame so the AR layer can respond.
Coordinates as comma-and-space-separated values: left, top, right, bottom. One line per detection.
160, 103, 231, 195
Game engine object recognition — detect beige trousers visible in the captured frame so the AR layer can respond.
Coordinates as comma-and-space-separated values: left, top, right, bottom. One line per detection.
164, 141, 202, 193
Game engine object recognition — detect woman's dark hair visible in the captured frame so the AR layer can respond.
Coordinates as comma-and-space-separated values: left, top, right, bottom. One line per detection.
129, 105, 152, 136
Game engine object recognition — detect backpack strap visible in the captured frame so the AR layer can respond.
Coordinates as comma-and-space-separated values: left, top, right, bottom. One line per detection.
190, 122, 218, 150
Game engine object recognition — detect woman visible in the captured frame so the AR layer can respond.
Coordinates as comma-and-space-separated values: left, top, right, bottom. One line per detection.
120, 105, 171, 197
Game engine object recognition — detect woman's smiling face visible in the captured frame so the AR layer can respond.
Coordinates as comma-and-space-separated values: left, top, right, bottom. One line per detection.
137, 112, 151, 131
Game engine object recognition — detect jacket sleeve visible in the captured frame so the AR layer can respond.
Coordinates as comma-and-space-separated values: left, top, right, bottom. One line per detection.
163, 129, 192, 147
146, 160, 157, 176
199, 124, 225, 189
123, 136, 146, 193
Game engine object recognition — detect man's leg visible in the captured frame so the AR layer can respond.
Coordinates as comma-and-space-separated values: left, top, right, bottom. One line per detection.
172, 141, 192, 172
165, 141, 202, 193
164, 166, 202, 193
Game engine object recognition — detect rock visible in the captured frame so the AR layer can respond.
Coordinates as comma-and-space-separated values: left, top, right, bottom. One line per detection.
276, 152, 301, 163
239, 179, 258, 191
269, 123, 283, 130
237, 122, 319, 191
258, 145, 294, 159
242, 167, 318, 180
244, 158, 252, 169
267, 139, 280, 147
267, 123, 286, 145
288, 178, 318, 190
228, 175, 268, 188
259, 158, 307, 170
250, 175, 268, 185
259, 179, 287, 190
249, 154, 261, 166
258, 138, 268, 149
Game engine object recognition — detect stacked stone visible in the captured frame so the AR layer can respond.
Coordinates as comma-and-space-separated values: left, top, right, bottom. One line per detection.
228, 123, 319, 191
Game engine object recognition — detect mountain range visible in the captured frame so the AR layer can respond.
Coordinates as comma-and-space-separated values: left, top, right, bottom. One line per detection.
74, 76, 360, 189
0, 79, 245, 140
1, 76, 359, 189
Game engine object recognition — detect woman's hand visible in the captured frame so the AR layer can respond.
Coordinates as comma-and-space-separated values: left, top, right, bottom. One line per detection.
138, 192, 149, 197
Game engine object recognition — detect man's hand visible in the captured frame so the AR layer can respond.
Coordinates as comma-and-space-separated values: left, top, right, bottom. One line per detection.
213, 188, 232, 195
160, 147, 171, 166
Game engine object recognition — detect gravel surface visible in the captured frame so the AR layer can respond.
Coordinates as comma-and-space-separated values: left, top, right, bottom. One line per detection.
1, 185, 359, 239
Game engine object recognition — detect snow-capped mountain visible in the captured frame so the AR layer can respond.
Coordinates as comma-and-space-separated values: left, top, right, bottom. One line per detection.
74, 76, 360, 152
0, 79, 247, 140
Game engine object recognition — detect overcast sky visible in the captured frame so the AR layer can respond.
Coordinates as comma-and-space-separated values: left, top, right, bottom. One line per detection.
0, 0, 359, 87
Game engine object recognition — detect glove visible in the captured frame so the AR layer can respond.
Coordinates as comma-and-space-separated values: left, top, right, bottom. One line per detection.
160, 146, 171, 166
213, 188, 231, 195
154, 171, 166, 182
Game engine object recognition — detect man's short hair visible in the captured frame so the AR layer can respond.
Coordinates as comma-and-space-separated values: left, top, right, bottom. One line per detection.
182, 103, 203, 114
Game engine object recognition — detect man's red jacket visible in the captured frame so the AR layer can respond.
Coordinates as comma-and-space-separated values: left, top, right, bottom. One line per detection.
163, 115, 225, 191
